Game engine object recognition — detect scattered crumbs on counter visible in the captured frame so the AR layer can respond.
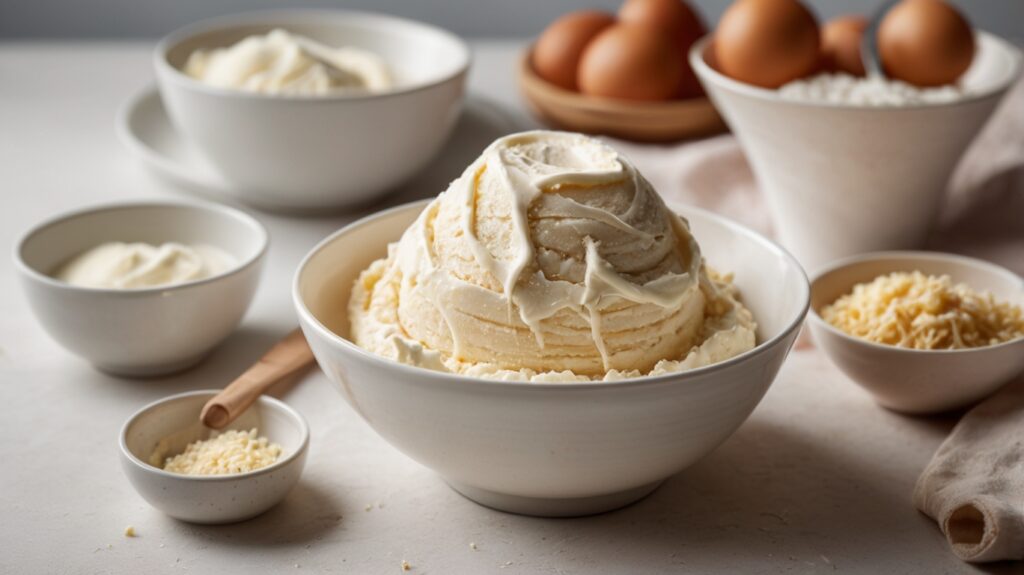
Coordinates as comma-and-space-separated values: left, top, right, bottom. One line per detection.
401, 559, 412, 571
159, 543, 165, 548
364, 504, 373, 512
500, 561, 513, 568
469, 542, 478, 551
106, 544, 112, 549
124, 526, 136, 537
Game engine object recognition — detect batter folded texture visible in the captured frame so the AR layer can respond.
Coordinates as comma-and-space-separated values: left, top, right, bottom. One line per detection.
349, 131, 756, 382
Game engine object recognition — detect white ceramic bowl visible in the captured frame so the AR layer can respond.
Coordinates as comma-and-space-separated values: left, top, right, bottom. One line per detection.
155, 10, 470, 212
14, 201, 267, 376
293, 200, 809, 517
120, 390, 309, 524
808, 251, 1024, 415
691, 32, 1023, 273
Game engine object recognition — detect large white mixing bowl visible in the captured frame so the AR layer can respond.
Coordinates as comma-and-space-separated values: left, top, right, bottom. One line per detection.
294, 200, 809, 516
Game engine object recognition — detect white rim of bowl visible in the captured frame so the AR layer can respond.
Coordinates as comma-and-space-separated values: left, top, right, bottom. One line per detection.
119, 389, 310, 482
689, 30, 1024, 112
115, 86, 223, 192
293, 199, 811, 390
808, 250, 1024, 355
154, 9, 472, 102
13, 200, 269, 296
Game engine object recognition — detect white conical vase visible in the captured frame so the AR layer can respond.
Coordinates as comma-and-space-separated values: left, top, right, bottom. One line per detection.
691, 32, 1021, 273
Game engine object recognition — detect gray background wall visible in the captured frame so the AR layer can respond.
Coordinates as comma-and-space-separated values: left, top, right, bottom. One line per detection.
1, 0, 1021, 40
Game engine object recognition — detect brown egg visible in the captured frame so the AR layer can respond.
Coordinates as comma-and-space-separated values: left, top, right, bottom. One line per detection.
877, 0, 974, 87
821, 15, 868, 76
714, 0, 821, 88
533, 10, 617, 91
618, 0, 708, 98
578, 23, 683, 101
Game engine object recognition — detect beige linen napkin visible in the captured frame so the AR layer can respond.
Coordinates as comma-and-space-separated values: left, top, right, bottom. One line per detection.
912, 376, 1024, 562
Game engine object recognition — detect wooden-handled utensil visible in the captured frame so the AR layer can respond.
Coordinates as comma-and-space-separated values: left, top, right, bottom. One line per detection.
201, 328, 315, 430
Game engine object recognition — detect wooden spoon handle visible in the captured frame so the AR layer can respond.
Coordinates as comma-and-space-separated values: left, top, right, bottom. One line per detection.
201, 328, 315, 429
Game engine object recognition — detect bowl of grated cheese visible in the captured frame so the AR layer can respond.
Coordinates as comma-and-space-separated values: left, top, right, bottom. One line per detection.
119, 390, 309, 524
808, 251, 1024, 414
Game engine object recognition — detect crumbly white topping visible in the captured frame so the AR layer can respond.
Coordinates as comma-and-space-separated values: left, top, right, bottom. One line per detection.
779, 73, 965, 106
157, 428, 282, 476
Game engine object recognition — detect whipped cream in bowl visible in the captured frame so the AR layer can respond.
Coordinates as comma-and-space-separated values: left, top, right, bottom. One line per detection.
349, 131, 758, 382
16, 201, 268, 376
56, 242, 235, 290
153, 11, 471, 211
184, 28, 393, 96
294, 131, 809, 516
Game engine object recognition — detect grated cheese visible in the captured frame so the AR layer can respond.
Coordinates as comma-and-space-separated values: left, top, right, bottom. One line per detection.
159, 428, 282, 476
821, 271, 1024, 350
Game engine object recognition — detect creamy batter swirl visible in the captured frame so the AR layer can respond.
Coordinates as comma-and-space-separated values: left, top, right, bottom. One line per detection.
350, 131, 756, 381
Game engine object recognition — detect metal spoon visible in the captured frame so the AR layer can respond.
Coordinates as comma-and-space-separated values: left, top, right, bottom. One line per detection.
861, 0, 900, 77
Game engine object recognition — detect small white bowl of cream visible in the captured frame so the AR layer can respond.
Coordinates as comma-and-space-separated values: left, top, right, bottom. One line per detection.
14, 201, 267, 376
120, 390, 309, 524
154, 10, 470, 212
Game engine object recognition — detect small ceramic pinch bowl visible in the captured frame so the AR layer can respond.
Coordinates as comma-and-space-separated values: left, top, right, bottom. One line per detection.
120, 390, 309, 524
14, 201, 267, 376
155, 10, 470, 212
518, 48, 726, 142
691, 32, 1023, 272
294, 200, 809, 517
808, 251, 1024, 415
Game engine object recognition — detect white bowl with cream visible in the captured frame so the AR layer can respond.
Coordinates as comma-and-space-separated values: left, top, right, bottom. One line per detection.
691, 32, 1022, 273
120, 390, 309, 524
294, 199, 809, 517
14, 201, 267, 376
155, 10, 470, 212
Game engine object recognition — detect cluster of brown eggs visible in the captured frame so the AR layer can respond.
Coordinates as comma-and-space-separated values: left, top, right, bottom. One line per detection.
714, 0, 975, 89
532, 0, 708, 101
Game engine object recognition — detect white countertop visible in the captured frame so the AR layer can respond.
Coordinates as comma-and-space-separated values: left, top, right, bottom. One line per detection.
0, 40, 1015, 574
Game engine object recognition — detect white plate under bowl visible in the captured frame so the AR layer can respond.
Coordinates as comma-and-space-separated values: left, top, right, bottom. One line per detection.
117, 87, 525, 213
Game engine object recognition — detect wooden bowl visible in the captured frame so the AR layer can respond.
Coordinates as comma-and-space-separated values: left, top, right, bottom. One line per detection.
518, 49, 727, 143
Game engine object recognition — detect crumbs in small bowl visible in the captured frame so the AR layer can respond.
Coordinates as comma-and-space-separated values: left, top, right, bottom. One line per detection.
150, 428, 282, 476
821, 271, 1024, 350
